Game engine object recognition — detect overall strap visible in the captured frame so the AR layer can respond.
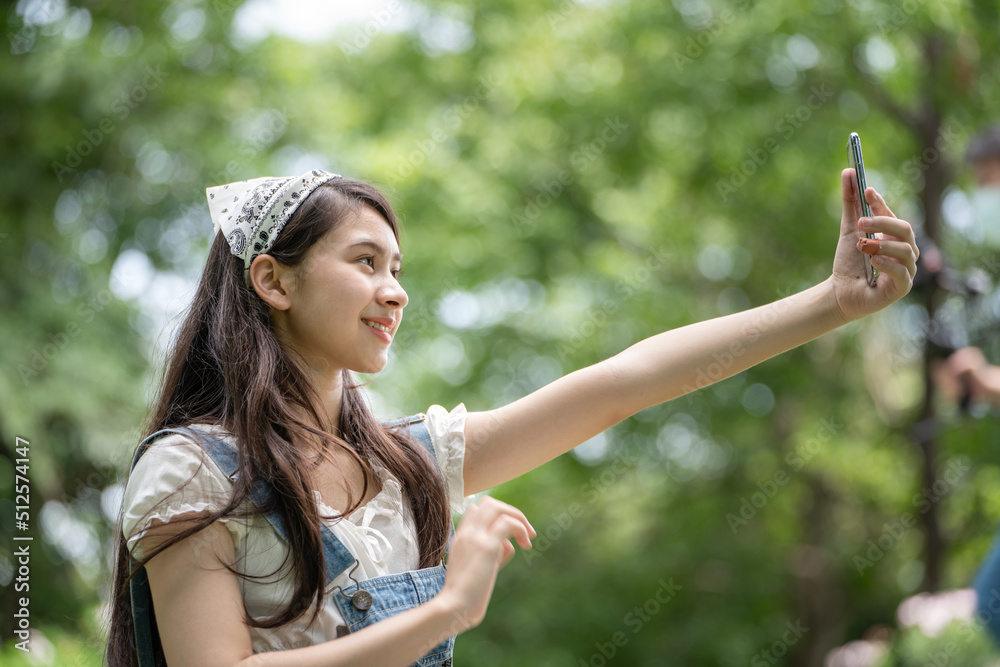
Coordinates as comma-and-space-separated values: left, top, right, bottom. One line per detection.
128, 416, 439, 666
384, 413, 436, 459
384, 414, 453, 545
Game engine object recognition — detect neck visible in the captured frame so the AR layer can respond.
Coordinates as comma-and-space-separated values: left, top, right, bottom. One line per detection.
270, 323, 352, 435
288, 359, 346, 436
316, 368, 345, 435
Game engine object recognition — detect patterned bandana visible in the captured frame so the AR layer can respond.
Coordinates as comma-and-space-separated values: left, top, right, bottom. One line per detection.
206, 169, 341, 285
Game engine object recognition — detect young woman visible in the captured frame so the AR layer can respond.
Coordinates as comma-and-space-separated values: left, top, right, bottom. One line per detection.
106, 168, 917, 666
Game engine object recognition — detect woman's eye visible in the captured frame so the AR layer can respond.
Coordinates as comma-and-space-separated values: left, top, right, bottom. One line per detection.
360, 256, 374, 267
392, 267, 404, 279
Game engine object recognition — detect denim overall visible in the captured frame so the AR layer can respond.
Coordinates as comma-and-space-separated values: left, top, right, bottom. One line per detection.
974, 526, 1000, 644
128, 415, 454, 666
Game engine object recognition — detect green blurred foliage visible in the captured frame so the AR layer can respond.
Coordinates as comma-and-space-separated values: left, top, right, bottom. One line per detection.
2, 0, 1000, 664
881, 620, 997, 667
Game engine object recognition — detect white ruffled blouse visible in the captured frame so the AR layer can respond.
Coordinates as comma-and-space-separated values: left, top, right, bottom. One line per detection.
121, 404, 472, 653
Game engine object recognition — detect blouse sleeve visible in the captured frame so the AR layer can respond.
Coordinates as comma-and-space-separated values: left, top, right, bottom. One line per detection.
121, 431, 247, 562
424, 404, 474, 515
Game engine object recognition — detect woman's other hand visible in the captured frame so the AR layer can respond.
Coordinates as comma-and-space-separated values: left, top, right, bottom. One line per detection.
437, 497, 535, 633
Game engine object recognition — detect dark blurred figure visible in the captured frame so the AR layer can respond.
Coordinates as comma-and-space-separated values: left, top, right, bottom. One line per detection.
967, 123, 1000, 188
943, 123, 1000, 401
941, 124, 1000, 645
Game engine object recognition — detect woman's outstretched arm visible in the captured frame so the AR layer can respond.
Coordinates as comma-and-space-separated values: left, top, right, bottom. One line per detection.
462, 169, 918, 495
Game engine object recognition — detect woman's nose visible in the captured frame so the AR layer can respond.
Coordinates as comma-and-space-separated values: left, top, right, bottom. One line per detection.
380, 278, 408, 308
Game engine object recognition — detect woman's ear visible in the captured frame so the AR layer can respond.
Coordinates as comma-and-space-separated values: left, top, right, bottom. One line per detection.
249, 254, 293, 311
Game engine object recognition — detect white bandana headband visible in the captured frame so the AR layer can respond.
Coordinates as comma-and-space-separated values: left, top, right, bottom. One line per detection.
206, 169, 342, 285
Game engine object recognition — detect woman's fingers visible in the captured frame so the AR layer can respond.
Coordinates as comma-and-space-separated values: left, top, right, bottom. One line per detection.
870, 252, 913, 289
867, 245, 914, 286
856, 237, 917, 277
841, 169, 859, 221
466, 497, 536, 544
858, 213, 919, 275
454, 497, 535, 565
499, 537, 516, 568
855, 189, 919, 285
854, 204, 918, 283
858, 215, 915, 244
865, 186, 896, 219
491, 514, 534, 552
855, 237, 912, 261
857, 238, 880, 255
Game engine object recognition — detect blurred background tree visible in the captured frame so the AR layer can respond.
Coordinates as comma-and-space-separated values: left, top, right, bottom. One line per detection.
2, 0, 1000, 664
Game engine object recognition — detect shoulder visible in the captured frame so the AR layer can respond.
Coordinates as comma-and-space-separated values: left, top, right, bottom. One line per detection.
121, 424, 242, 557
421, 405, 472, 514
127, 424, 235, 487
423, 404, 468, 448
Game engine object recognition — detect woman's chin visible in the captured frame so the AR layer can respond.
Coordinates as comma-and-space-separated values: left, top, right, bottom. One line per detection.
352, 358, 389, 375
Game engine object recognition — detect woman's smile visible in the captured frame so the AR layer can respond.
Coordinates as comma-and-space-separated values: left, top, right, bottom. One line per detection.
362, 317, 395, 343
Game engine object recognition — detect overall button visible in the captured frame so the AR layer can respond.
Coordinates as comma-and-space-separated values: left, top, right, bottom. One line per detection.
351, 589, 373, 611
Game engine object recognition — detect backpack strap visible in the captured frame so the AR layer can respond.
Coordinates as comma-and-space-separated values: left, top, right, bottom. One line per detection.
127, 416, 441, 666
128, 427, 209, 667
129, 560, 157, 667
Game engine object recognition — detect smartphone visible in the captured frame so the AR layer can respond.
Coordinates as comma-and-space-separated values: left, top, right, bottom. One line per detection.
847, 132, 878, 286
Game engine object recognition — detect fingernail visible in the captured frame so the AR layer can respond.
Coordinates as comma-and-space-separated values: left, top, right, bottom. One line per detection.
857, 238, 880, 255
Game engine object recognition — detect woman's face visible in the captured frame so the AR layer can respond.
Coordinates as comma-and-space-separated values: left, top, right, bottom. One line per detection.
279, 205, 407, 377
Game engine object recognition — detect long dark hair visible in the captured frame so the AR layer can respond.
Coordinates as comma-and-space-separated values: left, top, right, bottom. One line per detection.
104, 178, 451, 666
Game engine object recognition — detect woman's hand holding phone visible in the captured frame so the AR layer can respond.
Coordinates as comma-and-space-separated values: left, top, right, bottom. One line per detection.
826, 165, 919, 323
